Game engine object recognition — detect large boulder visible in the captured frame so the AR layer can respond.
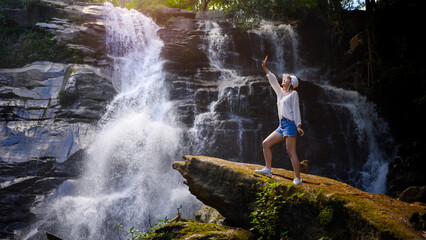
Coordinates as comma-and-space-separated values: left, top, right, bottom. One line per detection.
400, 186, 426, 204
173, 155, 426, 239
386, 142, 426, 198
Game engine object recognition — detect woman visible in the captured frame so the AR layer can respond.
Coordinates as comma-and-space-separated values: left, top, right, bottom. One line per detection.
255, 56, 305, 185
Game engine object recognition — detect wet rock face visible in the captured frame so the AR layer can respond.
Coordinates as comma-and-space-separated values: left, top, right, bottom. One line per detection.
0, 62, 114, 238
0, 62, 115, 163
0, 150, 85, 239
0, 1, 115, 237
0, 61, 114, 239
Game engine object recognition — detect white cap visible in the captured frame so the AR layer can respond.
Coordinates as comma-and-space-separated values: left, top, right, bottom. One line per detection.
283, 74, 299, 88
290, 75, 299, 88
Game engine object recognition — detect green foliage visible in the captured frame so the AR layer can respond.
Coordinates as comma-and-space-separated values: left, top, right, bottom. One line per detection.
341, 0, 365, 10
113, 216, 170, 240
317, 206, 333, 225
0, 0, 40, 8
216, 0, 319, 29
0, 19, 85, 67
250, 181, 298, 240
66, 13, 86, 24
73, 0, 106, 3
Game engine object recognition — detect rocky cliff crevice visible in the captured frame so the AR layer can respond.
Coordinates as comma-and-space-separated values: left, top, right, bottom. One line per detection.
173, 155, 426, 239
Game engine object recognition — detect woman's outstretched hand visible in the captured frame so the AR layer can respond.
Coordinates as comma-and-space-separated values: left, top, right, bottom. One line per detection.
262, 56, 268, 67
262, 56, 269, 74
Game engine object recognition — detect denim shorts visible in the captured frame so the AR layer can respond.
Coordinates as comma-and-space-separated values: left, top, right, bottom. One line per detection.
275, 118, 297, 137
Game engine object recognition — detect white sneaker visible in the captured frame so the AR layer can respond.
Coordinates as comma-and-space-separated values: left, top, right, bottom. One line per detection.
293, 177, 303, 185
255, 168, 272, 177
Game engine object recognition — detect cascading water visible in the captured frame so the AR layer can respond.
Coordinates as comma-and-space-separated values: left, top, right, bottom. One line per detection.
250, 20, 300, 73
250, 21, 395, 193
188, 21, 255, 162
317, 85, 395, 193
23, 3, 199, 239
189, 19, 395, 193
20, 9, 396, 239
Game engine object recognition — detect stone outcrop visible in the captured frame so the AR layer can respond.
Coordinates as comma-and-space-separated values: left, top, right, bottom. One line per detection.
386, 142, 426, 199
145, 221, 255, 240
173, 155, 426, 239
36, 0, 110, 67
400, 186, 426, 204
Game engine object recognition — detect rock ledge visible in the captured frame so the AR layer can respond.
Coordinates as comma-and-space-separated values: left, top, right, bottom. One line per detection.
173, 155, 426, 239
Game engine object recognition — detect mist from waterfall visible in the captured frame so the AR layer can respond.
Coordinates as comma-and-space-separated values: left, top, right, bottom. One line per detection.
23, 3, 199, 239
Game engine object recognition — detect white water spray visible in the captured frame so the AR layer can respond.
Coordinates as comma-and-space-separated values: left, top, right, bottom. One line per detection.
319, 85, 395, 193
250, 20, 300, 73
24, 4, 198, 239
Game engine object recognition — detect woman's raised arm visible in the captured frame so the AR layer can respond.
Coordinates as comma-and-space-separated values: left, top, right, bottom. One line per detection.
262, 56, 270, 74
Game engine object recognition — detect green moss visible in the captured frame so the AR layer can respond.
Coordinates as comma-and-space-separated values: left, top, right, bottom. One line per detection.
249, 177, 424, 239
25, 84, 36, 89
250, 181, 300, 239
317, 206, 333, 226
180, 156, 425, 239
145, 222, 253, 240
58, 90, 78, 107
334, 193, 422, 240
66, 13, 86, 24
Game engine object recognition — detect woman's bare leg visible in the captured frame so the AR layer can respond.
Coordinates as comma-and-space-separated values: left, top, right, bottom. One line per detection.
286, 136, 300, 179
262, 131, 284, 169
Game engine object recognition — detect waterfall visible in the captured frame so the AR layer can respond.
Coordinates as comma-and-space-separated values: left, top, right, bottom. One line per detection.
250, 20, 300, 73
21, 10, 396, 239
188, 21, 263, 162
23, 3, 199, 239
189, 19, 395, 193
317, 85, 395, 193
251, 21, 396, 193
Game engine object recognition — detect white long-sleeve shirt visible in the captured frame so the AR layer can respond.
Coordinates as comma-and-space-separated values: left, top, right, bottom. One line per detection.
266, 72, 302, 127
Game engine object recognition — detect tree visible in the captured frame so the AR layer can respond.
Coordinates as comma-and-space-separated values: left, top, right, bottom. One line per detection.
365, 0, 375, 86
201, 0, 210, 11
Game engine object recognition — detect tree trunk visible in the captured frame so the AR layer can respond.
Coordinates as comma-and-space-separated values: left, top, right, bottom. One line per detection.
365, 0, 375, 87
202, 0, 211, 11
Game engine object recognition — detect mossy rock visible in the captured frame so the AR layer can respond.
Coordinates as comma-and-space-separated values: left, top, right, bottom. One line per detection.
173, 155, 426, 239
144, 221, 255, 240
